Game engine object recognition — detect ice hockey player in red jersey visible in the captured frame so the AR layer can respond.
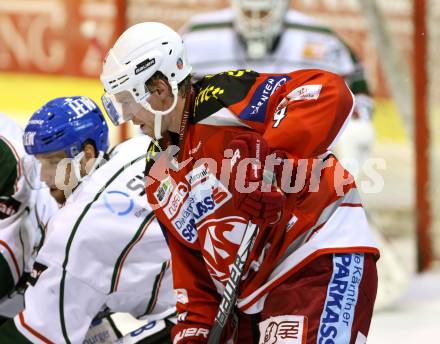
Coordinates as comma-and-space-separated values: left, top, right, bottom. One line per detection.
101, 22, 380, 344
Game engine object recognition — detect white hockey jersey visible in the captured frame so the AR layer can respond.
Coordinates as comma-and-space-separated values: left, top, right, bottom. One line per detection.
0, 114, 58, 317
9, 135, 174, 344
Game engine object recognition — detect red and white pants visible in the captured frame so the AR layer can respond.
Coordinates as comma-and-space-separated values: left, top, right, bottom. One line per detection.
236, 253, 378, 344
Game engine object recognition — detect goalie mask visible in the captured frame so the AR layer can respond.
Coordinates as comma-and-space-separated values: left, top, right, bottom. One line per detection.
100, 22, 192, 139
232, 0, 290, 59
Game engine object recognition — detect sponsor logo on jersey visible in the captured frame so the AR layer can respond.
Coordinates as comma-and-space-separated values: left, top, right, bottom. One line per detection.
239, 76, 290, 123
185, 163, 209, 186
154, 176, 174, 205
258, 315, 307, 344
170, 174, 231, 243
317, 253, 364, 344
134, 58, 155, 75
164, 183, 189, 219
28, 261, 48, 286
288, 84, 322, 101
103, 190, 135, 216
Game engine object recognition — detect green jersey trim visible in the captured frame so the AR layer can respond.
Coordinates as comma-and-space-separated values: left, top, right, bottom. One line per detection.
144, 260, 170, 316
0, 319, 33, 343
110, 211, 155, 293
59, 153, 146, 344
189, 21, 233, 32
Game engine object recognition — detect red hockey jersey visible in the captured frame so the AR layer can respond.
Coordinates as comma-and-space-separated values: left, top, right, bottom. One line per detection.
145, 69, 379, 337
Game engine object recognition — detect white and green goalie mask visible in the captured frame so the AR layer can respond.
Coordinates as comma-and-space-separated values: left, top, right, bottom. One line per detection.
232, 0, 290, 59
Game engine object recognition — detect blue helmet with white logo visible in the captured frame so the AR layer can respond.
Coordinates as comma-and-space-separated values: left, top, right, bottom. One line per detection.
23, 96, 109, 158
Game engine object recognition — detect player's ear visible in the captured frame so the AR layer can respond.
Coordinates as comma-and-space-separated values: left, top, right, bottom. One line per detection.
155, 79, 173, 98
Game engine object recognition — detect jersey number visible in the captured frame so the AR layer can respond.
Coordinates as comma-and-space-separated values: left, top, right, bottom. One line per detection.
273, 107, 287, 128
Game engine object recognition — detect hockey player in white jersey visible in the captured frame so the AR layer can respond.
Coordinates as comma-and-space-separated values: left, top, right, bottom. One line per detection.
0, 114, 59, 321
181, 0, 375, 172
0, 97, 175, 343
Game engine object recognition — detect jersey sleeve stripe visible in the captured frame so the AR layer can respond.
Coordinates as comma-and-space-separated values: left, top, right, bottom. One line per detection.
189, 21, 233, 32
58, 153, 147, 344
18, 312, 55, 344
34, 206, 47, 252
110, 212, 155, 292
144, 260, 171, 316
0, 239, 21, 278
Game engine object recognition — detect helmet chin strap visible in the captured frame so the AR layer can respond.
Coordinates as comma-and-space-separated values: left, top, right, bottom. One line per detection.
141, 80, 179, 139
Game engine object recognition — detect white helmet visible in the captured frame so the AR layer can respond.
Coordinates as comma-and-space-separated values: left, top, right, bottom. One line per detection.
100, 22, 192, 138
232, 0, 290, 59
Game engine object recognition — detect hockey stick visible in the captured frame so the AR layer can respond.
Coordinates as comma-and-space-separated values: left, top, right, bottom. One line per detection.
207, 220, 259, 344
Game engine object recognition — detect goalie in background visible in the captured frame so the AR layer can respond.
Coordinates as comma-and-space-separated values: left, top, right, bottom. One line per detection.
0, 97, 175, 343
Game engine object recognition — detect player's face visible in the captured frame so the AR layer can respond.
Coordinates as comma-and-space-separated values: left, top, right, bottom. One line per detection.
114, 87, 172, 138
36, 151, 71, 204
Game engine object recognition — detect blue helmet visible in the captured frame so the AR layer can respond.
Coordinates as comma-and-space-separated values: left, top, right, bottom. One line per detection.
23, 96, 109, 158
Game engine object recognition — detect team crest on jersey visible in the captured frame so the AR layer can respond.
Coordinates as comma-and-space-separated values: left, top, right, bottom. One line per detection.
239, 75, 290, 123
199, 216, 247, 281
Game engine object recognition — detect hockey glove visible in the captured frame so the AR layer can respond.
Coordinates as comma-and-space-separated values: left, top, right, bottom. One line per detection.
227, 132, 286, 226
